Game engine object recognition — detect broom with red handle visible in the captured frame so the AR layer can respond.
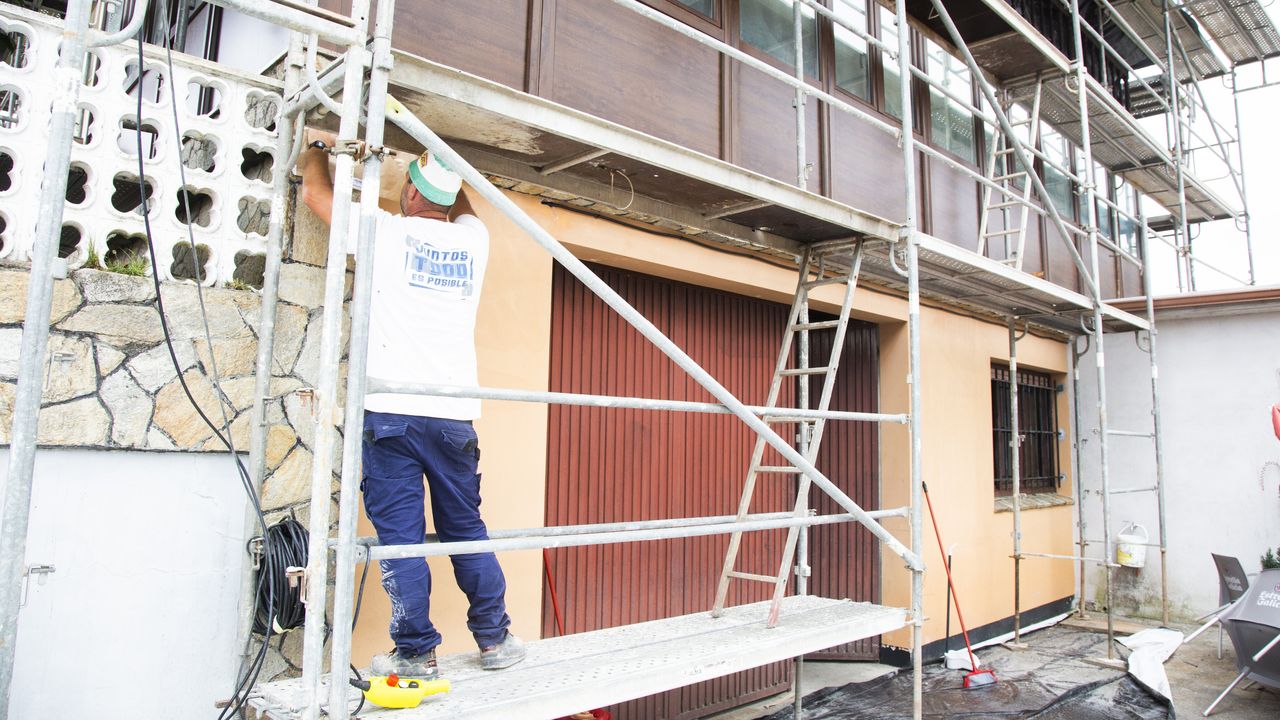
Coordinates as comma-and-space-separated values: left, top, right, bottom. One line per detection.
923, 482, 997, 689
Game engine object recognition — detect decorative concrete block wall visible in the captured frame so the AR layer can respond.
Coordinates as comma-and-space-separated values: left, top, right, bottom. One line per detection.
0, 6, 282, 286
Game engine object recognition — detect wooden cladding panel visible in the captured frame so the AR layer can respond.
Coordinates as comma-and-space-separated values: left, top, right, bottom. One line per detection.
828, 108, 907, 222
926, 157, 980, 252
388, 0, 530, 90
734, 65, 823, 185
1042, 222, 1082, 293
545, 263, 798, 719
548, 0, 723, 158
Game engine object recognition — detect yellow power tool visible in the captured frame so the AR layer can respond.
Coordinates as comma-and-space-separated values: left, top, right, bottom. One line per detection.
349, 673, 451, 709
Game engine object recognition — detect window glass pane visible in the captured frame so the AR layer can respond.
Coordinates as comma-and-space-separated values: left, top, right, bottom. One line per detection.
740, 0, 818, 73
926, 39, 975, 162
879, 6, 901, 119
834, 0, 870, 100
1116, 181, 1139, 255
673, 0, 715, 18
1041, 127, 1074, 215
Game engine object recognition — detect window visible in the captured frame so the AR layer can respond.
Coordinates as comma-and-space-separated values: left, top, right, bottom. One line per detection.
672, 0, 716, 18
992, 366, 1061, 496
740, 0, 819, 73
833, 0, 871, 101
1115, 179, 1139, 256
926, 38, 975, 162
1040, 127, 1074, 217
879, 5, 902, 119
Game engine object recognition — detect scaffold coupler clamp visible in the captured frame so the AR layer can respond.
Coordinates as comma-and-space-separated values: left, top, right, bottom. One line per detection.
248, 535, 265, 570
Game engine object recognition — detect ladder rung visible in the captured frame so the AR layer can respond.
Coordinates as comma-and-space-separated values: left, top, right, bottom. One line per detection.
989, 200, 1026, 210
800, 276, 848, 290
791, 320, 841, 331
995, 147, 1018, 156
778, 367, 832, 376
755, 466, 802, 474
983, 228, 1022, 238
727, 571, 780, 583
992, 172, 1026, 182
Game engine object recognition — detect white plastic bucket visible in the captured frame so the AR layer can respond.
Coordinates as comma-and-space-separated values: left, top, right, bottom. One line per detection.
1116, 522, 1148, 568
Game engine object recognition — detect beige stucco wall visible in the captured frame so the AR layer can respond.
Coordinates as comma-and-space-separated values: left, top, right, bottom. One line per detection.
351, 183, 1076, 662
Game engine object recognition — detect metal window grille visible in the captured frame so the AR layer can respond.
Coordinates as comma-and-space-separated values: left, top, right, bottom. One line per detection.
992, 365, 1060, 496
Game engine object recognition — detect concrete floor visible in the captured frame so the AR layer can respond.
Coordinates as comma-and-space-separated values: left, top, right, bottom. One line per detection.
707, 616, 1280, 719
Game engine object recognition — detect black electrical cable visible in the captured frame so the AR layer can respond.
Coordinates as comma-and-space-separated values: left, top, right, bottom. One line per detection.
131, 5, 278, 717
252, 517, 309, 635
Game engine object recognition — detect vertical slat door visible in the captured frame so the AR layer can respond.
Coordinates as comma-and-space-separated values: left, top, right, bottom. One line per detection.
545, 263, 881, 717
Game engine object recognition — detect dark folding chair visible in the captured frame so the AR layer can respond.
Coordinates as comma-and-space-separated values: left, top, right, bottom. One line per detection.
1203, 568, 1280, 715
1185, 554, 1251, 659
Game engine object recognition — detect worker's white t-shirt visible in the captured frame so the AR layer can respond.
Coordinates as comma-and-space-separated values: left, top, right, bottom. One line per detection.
351, 208, 489, 420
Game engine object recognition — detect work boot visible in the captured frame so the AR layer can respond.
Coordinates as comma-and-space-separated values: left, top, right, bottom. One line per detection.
370, 647, 438, 679
480, 632, 527, 670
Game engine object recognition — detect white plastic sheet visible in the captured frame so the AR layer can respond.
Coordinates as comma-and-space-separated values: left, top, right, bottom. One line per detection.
1118, 628, 1185, 700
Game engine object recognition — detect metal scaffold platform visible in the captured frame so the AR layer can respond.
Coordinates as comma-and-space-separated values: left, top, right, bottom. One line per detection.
249, 597, 907, 720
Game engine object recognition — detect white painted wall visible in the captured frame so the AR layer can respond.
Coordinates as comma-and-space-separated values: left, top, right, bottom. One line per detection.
1075, 301, 1280, 621
0, 448, 251, 720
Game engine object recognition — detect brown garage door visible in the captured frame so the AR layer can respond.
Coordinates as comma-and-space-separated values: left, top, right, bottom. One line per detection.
544, 262, 879, 719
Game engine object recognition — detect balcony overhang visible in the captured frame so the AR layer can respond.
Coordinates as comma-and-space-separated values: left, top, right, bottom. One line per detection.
353, 53, 1148, 335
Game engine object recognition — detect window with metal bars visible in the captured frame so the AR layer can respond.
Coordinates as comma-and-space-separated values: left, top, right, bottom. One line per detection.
992, 365, 1061, 496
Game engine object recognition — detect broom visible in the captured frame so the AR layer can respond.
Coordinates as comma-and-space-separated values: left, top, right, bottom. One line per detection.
923, 482, 998, 689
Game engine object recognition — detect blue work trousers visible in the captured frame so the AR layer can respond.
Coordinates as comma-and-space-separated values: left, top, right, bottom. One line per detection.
361, 412, 511, 655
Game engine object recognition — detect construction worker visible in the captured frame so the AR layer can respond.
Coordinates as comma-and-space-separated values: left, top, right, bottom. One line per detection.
297, 134, 526, 679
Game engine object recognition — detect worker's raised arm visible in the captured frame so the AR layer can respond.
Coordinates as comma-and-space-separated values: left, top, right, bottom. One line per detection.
298, 135, 336, 226
449, 187, 477, 221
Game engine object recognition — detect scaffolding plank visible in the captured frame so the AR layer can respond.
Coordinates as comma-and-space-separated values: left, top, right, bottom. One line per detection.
248, 596, 905, 720
1185, 0, 1280, 66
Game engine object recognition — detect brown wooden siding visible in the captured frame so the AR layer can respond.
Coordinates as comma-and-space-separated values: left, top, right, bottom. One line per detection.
548, 0, 723, 157
828, 106, 907, 222
545, 263, 880, 718
926, 156, 980, 252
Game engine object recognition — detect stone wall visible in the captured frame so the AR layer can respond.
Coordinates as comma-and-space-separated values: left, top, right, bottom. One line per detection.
0, 198, 347, 680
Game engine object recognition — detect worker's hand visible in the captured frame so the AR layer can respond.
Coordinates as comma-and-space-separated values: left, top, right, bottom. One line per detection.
305, 128, 338, 148
294, 129, 338, 176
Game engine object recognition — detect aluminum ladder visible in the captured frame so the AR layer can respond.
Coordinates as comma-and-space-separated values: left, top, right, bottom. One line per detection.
977, 80, 1042, 270
712, 239, 865, 627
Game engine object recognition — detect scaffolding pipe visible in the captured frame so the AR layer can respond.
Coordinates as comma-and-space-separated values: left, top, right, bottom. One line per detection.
365, 380, 908, 424
1009, 318, 1024, 643
383, 99, 923, 575
349, 508, 911, 549
205, 0, 361, 44
1070, 335, 1088, 617
1230, 68, 1256, 285
89, 0, 148, 46
1163, 0, 1194, 292
0, 2, 91, 713
368, 512, 901, 561
793, 0, 807, 190
925, 0, 1100, 301
1070, 0, 1117, 660
284, 53, 347, 119
326, 0, 393, 714
297, 0, 372, 715
1138, 210, 1171, 626
238, 24, 305, 687
895, 0, 924, 715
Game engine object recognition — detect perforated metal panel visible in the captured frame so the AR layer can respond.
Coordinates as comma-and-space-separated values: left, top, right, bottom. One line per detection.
248, 596, 907, 719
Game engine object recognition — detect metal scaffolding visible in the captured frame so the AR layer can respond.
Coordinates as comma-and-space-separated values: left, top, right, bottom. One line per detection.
1, 0, 1274, 718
